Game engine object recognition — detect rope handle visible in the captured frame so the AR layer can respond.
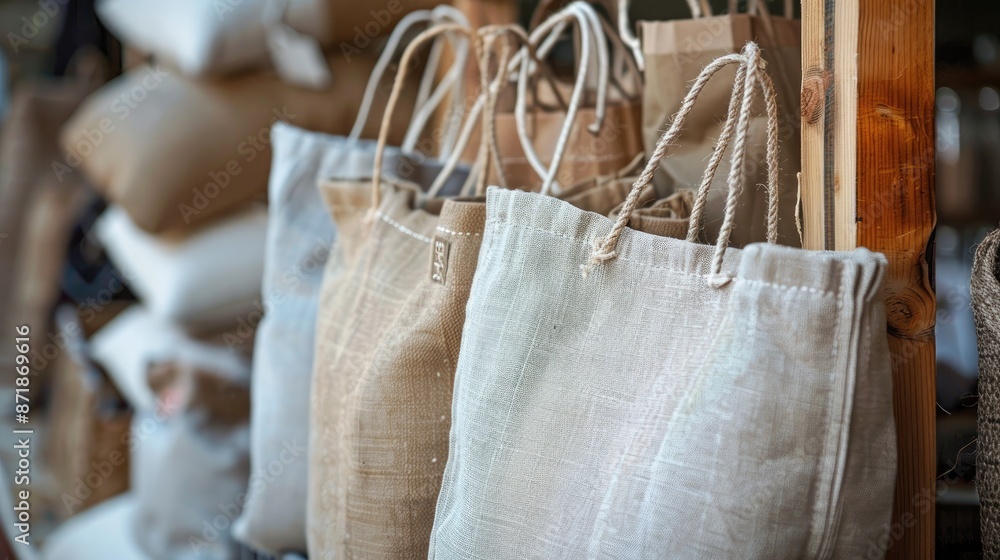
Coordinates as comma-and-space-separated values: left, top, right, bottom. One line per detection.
348, 6, 470, 151
371, 23, 482, 213
583, 42, 781, 286
424, 25, 550, 200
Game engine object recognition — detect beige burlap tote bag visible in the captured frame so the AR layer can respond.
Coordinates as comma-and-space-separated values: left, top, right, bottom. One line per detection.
307, 20, 487, 558
973, 228, 1000, 557
430, 43, 896, 559
634, 0, 800, 247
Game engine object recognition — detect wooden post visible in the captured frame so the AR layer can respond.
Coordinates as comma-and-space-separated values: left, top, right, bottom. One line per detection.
801, 0, 937, 557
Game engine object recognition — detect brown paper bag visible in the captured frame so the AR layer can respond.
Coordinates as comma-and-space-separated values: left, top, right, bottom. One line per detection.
638, 0, 801, 247
464, 5, 644, 192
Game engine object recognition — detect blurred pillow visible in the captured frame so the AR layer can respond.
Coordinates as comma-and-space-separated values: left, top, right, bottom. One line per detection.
42, 494, 146, 560
131, 353, 251, 560
94, 204, 267, 332
60, 53, 415, 232
97, 0, 442, 76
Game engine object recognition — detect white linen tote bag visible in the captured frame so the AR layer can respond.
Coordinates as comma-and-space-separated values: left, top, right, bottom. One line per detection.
429, 42, 896, 559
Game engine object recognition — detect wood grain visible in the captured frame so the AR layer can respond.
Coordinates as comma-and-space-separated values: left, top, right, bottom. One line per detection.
799, 0, 826, 250
856, 0, 937, 557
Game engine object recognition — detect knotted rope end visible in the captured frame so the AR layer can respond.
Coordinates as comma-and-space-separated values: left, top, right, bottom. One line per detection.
706, 273, 733, 289
581, 237, 618, 278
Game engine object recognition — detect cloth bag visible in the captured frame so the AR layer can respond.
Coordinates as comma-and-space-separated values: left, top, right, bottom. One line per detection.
637, 0, 801, 247
429, 43, 896, 559
60, 49, 419, 233
306, 21, 491, 558
234, 9, 470, 555
973, 228, 1000, 556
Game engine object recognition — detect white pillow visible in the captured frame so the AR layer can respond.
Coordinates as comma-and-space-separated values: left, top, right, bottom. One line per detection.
96, 0, 324, 76
94, 205, 267, 332
91, 306, 252, 413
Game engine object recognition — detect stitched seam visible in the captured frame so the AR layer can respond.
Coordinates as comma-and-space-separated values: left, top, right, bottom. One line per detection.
487, 220, 836, 296
436, 226, 482, 236
377, 211, 431, 244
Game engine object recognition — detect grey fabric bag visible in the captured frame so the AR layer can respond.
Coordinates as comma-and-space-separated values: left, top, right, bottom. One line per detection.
430, 43, 896, 559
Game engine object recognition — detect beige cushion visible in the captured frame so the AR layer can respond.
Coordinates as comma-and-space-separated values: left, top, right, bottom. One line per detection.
61, 52, 415, 233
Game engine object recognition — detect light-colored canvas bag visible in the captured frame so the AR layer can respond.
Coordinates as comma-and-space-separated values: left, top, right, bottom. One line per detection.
973, 228, 1000, 555
430, 43, 896, 559
233, 8, 471, 554
635, 0, 801, 247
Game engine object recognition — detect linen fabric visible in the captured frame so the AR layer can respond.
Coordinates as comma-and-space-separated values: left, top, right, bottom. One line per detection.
428, 187, 896, 559
973, 228, 1000, 556
94, 204, 267, 332
640, 12, 802, 247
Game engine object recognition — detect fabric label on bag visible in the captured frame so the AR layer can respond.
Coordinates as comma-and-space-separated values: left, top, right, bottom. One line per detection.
431, 236, 450, 284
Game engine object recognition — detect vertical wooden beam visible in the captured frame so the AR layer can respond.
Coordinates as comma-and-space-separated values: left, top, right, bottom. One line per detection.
857, 0, 937, 557
800, 0, 858, 251
802, 0, 936, 557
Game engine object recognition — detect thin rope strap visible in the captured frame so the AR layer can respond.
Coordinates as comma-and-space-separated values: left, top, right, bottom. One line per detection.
349, 10, 435, 141
583, 52, 744, 275
403, 4, 471, 155
515, 4, 592, 195
686, 46, 781, 245
709, 43, 762, 285
475, 29, 515, 195
617, 0, 644, 70
685, 62, 748, 243
426, 25, 538, 199
371, 24, 480, 213
426, 94, 486, 198
757, 63, 781, 244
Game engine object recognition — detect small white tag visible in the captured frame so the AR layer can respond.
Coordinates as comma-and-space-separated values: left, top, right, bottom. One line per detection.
267, 23, 332, 90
